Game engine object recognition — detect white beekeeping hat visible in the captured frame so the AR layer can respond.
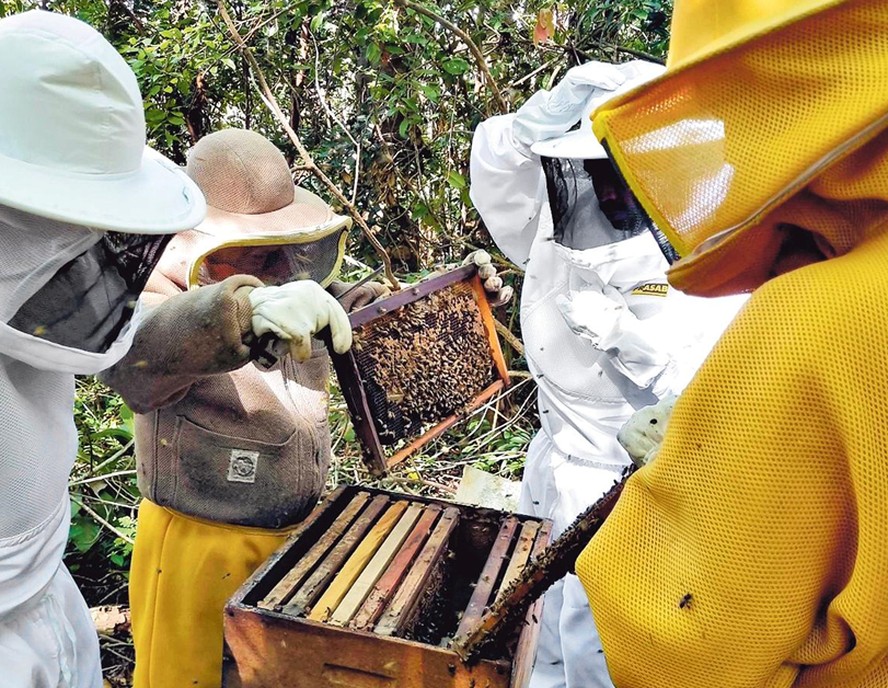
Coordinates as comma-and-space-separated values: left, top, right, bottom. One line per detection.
0, 10, 205, 234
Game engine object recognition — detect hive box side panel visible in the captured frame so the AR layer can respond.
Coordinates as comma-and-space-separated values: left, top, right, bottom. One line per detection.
224, 608, 512, 688
509, 519, 553, 688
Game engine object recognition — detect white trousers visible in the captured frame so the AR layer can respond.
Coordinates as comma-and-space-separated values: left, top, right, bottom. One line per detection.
0, 563, 101, 687
519, 432, 624, 688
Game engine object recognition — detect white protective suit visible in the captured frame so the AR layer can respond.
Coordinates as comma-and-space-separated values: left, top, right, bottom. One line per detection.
0, 208, 148, 687
0, 11, 205, 685
469, 61, 747, 688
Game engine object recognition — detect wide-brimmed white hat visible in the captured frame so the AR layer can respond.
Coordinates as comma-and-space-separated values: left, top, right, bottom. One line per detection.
0, 10, 205, 234
530, 60, 666, 161
530, 119, 609, 160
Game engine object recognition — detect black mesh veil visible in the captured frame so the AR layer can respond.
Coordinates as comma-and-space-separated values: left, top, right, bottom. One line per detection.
8, 232, 173, 353
541, 152, 680, 263
604, 141, 681, 264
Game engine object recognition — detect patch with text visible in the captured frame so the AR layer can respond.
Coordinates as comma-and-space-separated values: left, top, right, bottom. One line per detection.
631, 282, 669, 297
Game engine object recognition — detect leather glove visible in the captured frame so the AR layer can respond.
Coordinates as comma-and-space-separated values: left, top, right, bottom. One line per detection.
617, 395, 677, 467
512, 61, 627, 152
462, 250, 514, 307
248, 280, 352, 362
326, 280, 391, 313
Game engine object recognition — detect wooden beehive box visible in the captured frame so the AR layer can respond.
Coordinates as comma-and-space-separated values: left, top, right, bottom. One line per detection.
223, 485, 551, 688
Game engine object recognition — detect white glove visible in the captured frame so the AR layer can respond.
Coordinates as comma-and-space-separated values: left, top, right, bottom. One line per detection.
463, 249, 514, 307
248, 280, 352, 363
512, 61, 627, 151
556, 289, 623, 350
617, 395, 677, 467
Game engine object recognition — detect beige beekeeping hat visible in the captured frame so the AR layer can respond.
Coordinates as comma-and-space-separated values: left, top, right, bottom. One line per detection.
184, 128, 350, 289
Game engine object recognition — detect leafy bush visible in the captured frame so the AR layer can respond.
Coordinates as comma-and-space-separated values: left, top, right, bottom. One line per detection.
67, 377, 139, 605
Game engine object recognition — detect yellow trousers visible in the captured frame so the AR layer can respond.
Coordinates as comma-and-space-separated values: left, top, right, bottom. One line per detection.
129, 499, 293, 687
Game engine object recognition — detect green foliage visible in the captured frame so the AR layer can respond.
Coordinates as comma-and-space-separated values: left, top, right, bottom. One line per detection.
67, 377, 139, 604
10, 0, 670, 270
570, 0, 672, 58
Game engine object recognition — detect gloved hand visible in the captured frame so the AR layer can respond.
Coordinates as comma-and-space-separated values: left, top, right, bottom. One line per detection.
555, 289, 624, 350
617, 395, 677, 467
462, 249, 514, 307
248, 280, 352, 362
326, 279, 391, 312
512, 61, 627, 151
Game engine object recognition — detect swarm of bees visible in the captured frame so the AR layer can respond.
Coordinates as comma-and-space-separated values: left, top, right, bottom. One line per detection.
352, 282, 496, 444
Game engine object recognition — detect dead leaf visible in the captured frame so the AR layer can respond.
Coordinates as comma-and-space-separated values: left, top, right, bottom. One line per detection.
532, 8, 554, 46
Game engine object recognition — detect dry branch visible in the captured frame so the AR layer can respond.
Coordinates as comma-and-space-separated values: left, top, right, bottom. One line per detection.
72, 496, 134, 545
91, 605, 131, 637
217, 0, 399, 290
451, 465, 636, 662
494, 319, 524, 357
393, 0, 509, 114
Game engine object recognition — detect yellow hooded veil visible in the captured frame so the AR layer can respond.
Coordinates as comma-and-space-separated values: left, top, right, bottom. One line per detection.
592, 0, 888, 295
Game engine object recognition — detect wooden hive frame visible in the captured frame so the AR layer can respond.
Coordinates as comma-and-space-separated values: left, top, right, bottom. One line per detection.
223, 485, 551, 688
330, 265, 510, 476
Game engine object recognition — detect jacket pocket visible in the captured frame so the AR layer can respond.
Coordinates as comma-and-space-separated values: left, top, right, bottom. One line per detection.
170, 416, 325, 529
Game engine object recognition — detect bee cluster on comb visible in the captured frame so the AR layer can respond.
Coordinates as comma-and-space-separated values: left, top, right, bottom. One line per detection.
352, 281, 496, 444
330, 265, 510, 475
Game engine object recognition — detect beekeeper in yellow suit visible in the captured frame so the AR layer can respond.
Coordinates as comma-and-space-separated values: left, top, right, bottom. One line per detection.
576, 1, 888, 686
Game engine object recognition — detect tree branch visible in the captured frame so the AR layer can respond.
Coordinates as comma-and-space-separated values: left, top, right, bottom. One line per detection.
307, 31, 363, 206
494, 319, 524, 357
507, 57, 560, 90
393, 0, 509, 114
73, 496, 135, 546
373, 123, 448, 238
217, 0, 399, 290
574, 43, 665, 65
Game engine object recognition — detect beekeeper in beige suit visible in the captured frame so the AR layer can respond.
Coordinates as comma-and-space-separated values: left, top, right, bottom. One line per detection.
100, 127, 387, 687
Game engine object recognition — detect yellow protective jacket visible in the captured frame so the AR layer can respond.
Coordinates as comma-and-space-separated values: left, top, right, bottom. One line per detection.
577, 225, 888, 686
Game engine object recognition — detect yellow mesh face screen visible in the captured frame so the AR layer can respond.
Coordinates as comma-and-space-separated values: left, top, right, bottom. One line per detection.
591, 0, 888, 295
189, 226, 347, 289
577, 228, 888, 686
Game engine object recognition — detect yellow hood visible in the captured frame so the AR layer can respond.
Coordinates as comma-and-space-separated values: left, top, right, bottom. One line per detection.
592, 0, 888, 295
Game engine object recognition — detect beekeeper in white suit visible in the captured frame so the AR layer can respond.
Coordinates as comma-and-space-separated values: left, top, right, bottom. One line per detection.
469, 60, 747, 688
0, 11, 205, 686
0, 10, 353, 687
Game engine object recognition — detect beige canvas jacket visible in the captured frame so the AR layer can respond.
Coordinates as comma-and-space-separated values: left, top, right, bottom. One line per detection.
100, 235, 331, 529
